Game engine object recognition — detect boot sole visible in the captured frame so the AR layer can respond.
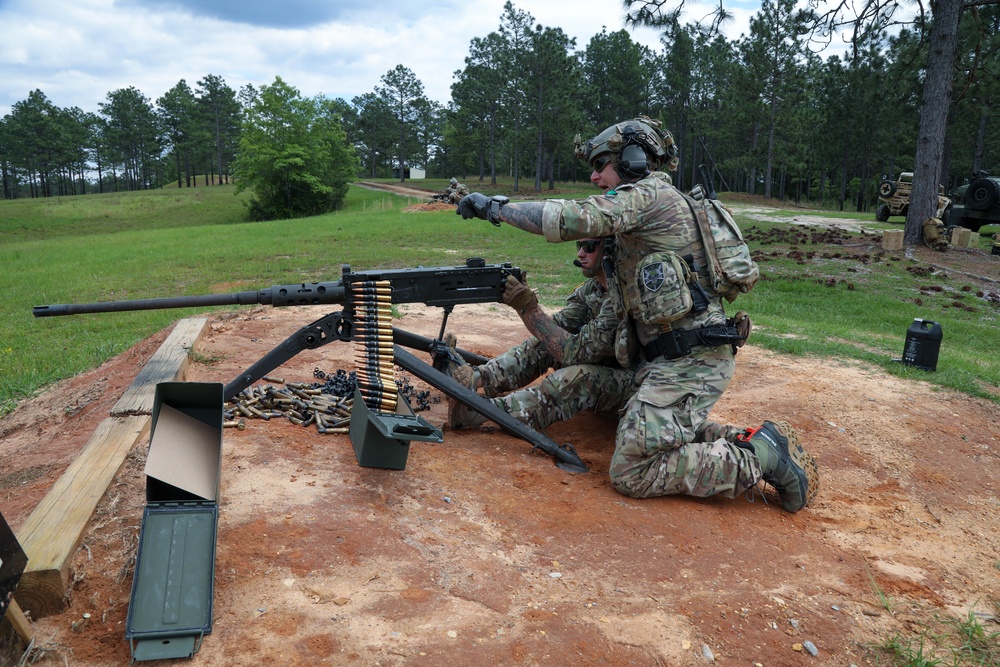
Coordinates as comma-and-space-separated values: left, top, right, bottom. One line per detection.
770, 420, 820, 507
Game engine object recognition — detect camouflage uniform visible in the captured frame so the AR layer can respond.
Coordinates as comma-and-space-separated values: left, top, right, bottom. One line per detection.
540, 171, 761, 499
447, 182, 469, 204
477, 278, 609, 396
477, 275, 636, 429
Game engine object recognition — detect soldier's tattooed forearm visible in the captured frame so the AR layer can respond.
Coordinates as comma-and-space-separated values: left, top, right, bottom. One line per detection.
500, 202, 545, 234
523, 308, 570, 365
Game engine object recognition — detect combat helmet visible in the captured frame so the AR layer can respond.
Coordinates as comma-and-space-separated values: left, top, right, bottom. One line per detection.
573, 116, 679, 181
450, 177, 458, 186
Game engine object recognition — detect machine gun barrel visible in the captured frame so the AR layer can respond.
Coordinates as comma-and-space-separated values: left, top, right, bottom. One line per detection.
32, 284, 345, 317
33, 259, 521, 318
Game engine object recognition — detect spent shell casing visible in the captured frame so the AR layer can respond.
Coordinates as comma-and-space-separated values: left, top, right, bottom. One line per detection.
262, 375, 284, 384
247, 405, 267, 418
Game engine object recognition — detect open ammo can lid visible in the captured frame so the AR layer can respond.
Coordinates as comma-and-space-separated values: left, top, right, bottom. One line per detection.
125, 382, 223, 661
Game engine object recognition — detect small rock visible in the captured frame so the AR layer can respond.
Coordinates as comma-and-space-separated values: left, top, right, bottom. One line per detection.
549, 572, 562, 578
447, 630, 457, 638
701, 644, 715, 661
803, 640, 818, 656
443, 496, 451, 503
789, 618, 799, 629
792, 643, 803, 652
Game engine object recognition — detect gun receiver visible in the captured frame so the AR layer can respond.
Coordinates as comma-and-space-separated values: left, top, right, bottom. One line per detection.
32, 259, 587, 473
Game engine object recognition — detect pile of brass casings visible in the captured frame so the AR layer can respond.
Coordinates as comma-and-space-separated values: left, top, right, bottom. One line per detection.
224, 382, 354, 434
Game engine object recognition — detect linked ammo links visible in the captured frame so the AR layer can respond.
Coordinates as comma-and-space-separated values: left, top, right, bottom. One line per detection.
641, 325, 743, 361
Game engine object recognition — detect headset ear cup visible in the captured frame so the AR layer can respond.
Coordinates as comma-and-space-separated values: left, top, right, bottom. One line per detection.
619, 144, 649, 179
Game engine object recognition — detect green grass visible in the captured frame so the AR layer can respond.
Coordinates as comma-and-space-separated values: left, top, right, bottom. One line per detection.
869, 603, 1000, 666
0, 183, 586, 416
0, 184, 251, 242
732, 222, 1000, 401
1, 183, 998, 418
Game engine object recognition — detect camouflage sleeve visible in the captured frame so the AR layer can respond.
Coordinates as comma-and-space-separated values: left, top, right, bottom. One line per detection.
540, 182, 657, 242
561, 292, 618, 366
552, 281, 592, 334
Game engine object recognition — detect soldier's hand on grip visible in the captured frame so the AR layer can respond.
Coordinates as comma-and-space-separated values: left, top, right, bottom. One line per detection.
501, 273, 538, 315
456, 193, 508, 227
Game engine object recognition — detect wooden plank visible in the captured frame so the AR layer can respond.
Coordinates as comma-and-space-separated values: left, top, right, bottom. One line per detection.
1, 599, 33, 644
111, 317, 209, 416
14, 416, 150, 619
14, 317, 208, 619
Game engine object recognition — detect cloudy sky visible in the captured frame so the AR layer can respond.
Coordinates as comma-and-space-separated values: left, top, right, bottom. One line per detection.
0, 0, 762, 117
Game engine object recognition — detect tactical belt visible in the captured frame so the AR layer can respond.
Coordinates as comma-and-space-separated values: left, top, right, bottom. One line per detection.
641, 325, 744, 361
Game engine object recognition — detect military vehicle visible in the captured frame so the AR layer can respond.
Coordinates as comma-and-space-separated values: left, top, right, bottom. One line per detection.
876, 172, 952, 225
946, 172, 1000, 233
875, 172, 914, 222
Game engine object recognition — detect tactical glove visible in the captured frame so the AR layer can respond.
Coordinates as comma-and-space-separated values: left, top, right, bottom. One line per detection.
456, 193, 509, 227
730, 310, 751, 347
501, 274, 538, 315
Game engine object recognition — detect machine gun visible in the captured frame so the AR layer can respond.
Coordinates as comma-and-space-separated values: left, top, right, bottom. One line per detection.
33, 259, 588, 473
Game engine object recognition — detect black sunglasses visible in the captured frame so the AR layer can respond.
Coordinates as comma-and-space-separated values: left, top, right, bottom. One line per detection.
591, 155, 613, 172
576, 240, 601, 254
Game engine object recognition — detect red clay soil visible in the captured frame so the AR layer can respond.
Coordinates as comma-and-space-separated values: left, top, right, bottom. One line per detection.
2, 294, 999, 666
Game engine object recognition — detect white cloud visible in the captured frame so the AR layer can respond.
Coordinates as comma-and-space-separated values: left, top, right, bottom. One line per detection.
0, 0, 749, 116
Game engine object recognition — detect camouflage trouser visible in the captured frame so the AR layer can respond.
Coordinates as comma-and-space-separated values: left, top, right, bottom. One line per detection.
610, 346, 762, 499
489, 363, 632, 430
477, 337, 555, 397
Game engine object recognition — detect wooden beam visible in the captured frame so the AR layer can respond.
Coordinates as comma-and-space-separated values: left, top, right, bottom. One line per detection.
14, 416, 150, 618
112, 318, 208, 416
1, 599, 34, 645
14, 318, 209, 619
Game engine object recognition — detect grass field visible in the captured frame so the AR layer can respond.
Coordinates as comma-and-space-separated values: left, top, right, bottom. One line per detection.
1, 179, 998, 417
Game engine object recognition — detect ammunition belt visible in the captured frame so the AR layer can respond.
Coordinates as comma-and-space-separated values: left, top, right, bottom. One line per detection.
641, 325, 743, 361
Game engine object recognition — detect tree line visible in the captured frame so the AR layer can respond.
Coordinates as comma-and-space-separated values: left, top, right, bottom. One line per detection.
1, 0, 997, 223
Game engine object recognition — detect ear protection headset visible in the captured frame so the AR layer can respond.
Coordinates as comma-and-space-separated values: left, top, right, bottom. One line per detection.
617, 124, 652, 180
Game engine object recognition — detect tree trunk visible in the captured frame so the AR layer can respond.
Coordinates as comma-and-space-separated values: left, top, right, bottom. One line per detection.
489, 102, 497, 186
973, 105, 988, 174
904, 0, 963, 246
764, 98, 778, 199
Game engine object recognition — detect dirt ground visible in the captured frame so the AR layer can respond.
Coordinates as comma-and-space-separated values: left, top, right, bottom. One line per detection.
2, 198, 1000, 667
